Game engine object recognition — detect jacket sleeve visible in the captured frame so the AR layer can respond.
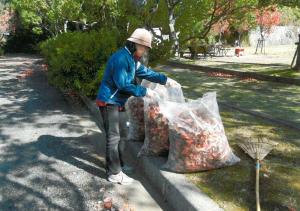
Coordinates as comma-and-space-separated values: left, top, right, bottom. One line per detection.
135, 62, 167, 85
112, 58, 147, 97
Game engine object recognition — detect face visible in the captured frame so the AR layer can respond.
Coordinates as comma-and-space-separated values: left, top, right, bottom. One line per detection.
135, 44, 149, 57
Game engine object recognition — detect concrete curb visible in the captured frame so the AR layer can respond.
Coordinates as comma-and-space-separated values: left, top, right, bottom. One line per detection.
79, 94, 223, 211
167, 60, 300, 86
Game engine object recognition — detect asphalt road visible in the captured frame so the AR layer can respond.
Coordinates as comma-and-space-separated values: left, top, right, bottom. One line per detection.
0, 54, 169, 211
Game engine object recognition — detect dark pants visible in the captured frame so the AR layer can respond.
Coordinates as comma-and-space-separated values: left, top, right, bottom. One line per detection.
99, 105, 128, 175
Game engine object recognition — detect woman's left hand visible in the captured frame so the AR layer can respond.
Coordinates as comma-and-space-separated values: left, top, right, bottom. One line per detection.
166, 78, 180, 87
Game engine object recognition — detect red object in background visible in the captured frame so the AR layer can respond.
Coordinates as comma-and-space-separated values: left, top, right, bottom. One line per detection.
235, 48, 244, 57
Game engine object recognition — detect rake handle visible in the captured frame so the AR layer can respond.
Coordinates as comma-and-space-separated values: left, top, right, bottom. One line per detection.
256, 160, 261, 211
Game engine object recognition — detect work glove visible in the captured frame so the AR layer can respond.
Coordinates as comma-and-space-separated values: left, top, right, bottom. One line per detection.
166, 78, 180, 87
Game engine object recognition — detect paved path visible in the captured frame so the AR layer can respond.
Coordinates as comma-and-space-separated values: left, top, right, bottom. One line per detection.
0, 54, 169, 211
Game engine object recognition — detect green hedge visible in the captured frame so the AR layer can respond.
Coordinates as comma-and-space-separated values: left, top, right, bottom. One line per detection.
40, 29, 119, 98
149, 39, 172, 66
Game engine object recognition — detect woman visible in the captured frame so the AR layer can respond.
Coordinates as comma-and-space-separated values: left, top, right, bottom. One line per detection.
96, 28, 177, 185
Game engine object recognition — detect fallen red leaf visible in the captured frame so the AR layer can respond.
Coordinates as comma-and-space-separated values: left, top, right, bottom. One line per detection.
41, 64, 48, 71
207, 72, 234, 78
16, 69, 34, 79
103, 197, 112, 209
207, 72, 258, 82
240, 77, 258, 82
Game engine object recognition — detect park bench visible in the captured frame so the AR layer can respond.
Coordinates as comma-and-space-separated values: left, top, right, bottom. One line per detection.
186, 45, 216, 59
180, 43, 232, 59
214, 43, 231, 57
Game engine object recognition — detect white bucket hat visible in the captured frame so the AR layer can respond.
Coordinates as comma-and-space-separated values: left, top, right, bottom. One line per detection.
127, 28, 152, 49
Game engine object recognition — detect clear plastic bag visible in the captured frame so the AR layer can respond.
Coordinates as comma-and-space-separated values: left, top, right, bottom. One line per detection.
161, 92, 240, 172
138, 80, 185, 156
125, 96, 145, 141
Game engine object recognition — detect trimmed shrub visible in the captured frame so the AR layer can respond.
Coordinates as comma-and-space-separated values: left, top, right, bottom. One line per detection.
40, 29, 119, 98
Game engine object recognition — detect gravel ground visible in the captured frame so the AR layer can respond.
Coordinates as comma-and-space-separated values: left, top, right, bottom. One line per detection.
0, 54, 167, 211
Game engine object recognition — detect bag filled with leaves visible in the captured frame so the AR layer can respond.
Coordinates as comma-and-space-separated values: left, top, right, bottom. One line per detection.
138, 79, 185, 156
125, 97, 145, 141
160, 92, 240, 172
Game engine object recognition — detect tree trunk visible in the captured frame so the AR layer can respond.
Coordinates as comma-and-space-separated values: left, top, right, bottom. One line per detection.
167, 1, 179, 57
238, 32, 241, 46
260, 26, 264, 41
294, 34, 300, 71
75, 22, 80, 31
0, 34, 4, 43
64, 20, 68, 33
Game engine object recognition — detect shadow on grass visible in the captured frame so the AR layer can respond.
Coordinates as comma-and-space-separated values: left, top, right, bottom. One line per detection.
203, 62, 300, 79
157, 64, 300, 126
188, 108, 300, 210
155, 65, 300, 210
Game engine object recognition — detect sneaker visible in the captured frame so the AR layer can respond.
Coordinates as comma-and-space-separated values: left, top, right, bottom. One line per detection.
107, 171, 134, 185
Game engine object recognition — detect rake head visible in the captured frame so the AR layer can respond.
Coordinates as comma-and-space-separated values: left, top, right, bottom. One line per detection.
238, 136, 278, 161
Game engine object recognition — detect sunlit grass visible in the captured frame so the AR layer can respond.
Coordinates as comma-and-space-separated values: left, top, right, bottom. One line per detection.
156, 65, 300, 211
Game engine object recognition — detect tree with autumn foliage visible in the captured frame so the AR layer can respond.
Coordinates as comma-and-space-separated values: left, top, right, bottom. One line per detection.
254, 5, 281, 54
228, 8, 257, 47
255, 5, 282, 41
211, 19, 230, 43
125, 0, 261, 56
175, 0, 259, 51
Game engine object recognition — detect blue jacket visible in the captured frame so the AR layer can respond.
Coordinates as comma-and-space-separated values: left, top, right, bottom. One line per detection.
96, 47, 167, 106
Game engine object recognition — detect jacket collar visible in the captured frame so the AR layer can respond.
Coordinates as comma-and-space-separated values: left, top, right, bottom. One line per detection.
124, 47, 132, 55
124, 47, 141, 61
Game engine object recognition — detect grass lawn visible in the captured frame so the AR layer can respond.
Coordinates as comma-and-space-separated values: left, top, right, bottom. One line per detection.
173, 45, 300, 79
210, 63, 300, 79
190, 108, 300, 211
180, 60, 300, 79
155, 64, 300, 211
156, 64, 300, 125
